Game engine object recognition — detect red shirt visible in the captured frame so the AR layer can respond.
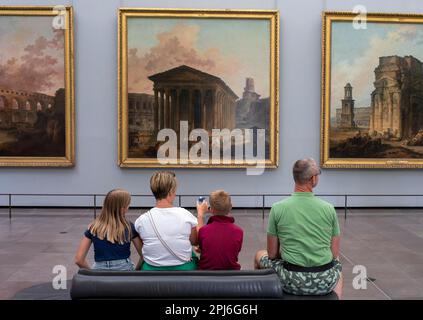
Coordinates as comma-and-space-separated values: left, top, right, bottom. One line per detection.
198, 215, 243, 270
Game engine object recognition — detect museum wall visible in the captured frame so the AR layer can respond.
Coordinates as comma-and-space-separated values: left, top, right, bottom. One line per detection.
1, 0, 423, 207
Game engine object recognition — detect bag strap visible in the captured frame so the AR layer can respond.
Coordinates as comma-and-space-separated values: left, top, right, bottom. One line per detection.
147, 210, 190, 263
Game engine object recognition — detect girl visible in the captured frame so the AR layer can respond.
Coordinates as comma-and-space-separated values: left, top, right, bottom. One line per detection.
75, 189, 143, 271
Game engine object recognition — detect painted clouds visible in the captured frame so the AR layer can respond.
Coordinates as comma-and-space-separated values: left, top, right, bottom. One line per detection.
128, 23, 241, 94
0, 21, 64, 96
331, 24, 423, 116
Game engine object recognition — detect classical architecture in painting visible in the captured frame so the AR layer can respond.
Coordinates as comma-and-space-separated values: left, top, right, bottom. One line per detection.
0, 87, 54, 129
336, 107, 371, 128
369, 55, 423, 139
236, 78, 269, 131
128, 93, 155, 147
148, 65, 238, 133
338, 83, 356, 129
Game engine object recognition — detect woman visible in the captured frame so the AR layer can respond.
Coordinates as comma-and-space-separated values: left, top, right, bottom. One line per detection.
74, 188, 143, 271
134, 171, 199, 270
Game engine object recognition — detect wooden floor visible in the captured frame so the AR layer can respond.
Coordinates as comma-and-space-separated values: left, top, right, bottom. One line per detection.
1, 208, 423, 300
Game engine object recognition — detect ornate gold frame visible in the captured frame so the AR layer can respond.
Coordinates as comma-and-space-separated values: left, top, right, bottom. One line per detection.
118, 8, 279, 168
0, 6, 74, 167
321, 11, 423, 169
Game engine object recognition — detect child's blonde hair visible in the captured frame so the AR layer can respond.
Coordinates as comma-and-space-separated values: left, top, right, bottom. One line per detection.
89, 189, 132, 244
209, 190, 232, 215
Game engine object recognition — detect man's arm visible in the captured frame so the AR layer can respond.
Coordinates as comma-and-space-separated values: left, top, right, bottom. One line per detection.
267, 234, 280, 260
331, 235, 340, 260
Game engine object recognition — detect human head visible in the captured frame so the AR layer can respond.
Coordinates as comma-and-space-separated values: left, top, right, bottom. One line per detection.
150, 171, 177, 202
292, 158, 321, 188
103, 188, 131, 215
90, 188, 132, 244
209, 189, 232, 215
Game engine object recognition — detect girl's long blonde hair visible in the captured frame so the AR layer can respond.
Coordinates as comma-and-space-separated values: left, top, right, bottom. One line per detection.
89, 189, 132, 244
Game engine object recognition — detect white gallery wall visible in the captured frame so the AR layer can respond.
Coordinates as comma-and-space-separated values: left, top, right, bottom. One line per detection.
1, 0, 423, 207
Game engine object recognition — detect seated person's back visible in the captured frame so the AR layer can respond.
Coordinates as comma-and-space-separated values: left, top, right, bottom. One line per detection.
270, 193, 339, 267
134, 171, 199, 270
136, 206, 197, 266
197, 190, 243, 270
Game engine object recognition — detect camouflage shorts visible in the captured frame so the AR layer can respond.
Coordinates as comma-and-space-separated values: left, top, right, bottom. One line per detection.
259, 256, 342, 296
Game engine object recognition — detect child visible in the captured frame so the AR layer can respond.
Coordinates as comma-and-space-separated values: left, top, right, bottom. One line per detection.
74, 189, 143, 270
196, 190, 243, 270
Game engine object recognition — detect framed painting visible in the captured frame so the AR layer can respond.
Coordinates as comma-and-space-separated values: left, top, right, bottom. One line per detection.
321, 12, 423, 168
118, 8, 279, 169
0, 6, 74, 167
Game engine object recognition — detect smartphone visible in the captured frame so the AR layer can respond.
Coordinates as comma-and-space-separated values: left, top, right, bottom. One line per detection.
197, 196, 206, 205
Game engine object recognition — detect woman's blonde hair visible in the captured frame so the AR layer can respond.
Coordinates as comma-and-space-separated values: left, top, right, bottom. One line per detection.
89, 189, 132, 244
150, 171, 177, 200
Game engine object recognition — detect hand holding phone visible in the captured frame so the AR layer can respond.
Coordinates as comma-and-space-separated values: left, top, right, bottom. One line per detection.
196, 196, 208, 215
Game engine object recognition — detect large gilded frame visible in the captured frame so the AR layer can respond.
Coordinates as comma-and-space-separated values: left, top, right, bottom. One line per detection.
118, 8, 279, 168
0, 6, 75, 167
321, 11, 423, 169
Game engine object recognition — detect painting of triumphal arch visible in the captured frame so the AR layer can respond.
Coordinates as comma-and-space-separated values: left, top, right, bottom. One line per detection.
321, 12, 423, 168
118, 9, 279, 168
0, 7, 74, 166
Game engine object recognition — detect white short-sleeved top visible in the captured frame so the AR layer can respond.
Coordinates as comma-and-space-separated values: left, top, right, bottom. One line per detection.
134, 207, 198, 266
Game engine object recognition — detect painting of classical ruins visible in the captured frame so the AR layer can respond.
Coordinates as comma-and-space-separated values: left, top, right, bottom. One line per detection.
321, 12, 423, 168
0, 7, 74, 166
118, 9, 279, 168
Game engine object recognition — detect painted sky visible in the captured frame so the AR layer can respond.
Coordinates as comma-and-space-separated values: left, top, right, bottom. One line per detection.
127, 18, 270, 98
0, 16, 64, 96
330, 22, 423, 117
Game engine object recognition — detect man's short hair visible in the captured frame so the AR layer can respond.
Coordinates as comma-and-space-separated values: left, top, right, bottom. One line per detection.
209, 190, 232, 215
150, 171, 177, 200
293, 158, 321, 184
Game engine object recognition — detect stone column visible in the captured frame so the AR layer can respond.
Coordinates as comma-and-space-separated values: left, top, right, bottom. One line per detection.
201, 89, 206, 129
165, 88, 170, 129
188, 89, 194, 131
154, 89, 159, 131
175, 89, 180, 132
214, 91, 219, 129
160, 89, 165, 129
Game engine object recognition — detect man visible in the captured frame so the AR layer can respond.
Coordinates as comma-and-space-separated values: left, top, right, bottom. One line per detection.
197, 190, 243, 270
254, 158, 343, 298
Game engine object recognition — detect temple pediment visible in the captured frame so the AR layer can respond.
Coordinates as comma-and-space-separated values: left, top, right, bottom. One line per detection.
148, 65, 221, 83
148, 65, 238, 99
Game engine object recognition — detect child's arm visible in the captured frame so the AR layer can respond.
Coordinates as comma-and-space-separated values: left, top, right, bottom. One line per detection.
74, 237, 92, 269
132, 237, 144, 270
196, 201, 208, 231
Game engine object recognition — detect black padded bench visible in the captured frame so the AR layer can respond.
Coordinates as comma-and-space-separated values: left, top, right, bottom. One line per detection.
70, 269, 338, 300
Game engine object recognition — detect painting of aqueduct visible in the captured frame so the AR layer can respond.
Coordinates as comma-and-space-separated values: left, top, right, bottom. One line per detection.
0, 15, 66, 158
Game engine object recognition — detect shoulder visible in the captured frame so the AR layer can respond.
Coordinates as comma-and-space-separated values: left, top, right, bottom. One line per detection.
134, 211, 149, 227
232, 223, 244, 234
270, 199, 289, 213
175, 207, 196, 218
314, 197, 335, 211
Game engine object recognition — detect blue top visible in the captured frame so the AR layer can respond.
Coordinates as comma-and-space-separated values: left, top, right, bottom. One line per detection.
84, 222, 139, 262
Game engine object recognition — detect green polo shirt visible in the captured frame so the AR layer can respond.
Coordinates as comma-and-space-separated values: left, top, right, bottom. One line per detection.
267, 192, 340, 267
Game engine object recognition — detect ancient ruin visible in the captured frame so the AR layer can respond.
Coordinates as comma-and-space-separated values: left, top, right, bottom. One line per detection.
0, 87, 54, 129
369, 55, 423, 140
